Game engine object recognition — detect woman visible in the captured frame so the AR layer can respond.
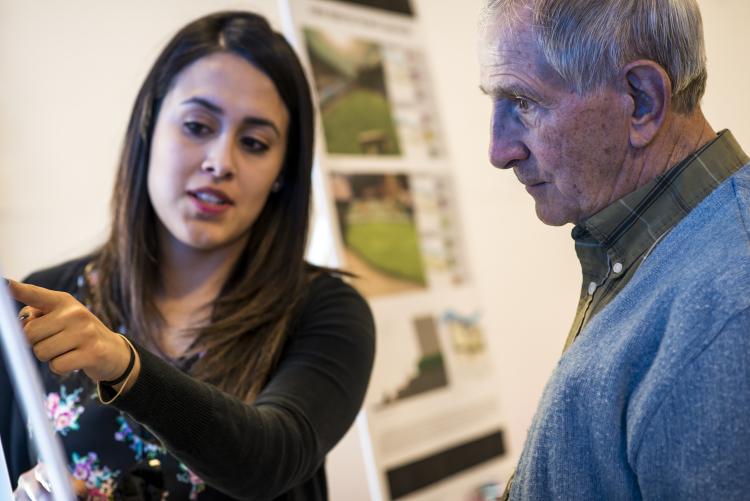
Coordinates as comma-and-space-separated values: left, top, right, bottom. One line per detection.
2, 10, 375, 500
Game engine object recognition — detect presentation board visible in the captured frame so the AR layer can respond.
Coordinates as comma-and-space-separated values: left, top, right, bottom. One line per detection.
288, 1, 507, 499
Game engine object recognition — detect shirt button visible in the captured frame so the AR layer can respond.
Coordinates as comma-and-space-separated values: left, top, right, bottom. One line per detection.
588, 281, 597, 295
613, 262, 623, 274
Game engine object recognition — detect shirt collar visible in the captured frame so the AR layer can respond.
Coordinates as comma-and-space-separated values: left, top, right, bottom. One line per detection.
572, 129, 749, 280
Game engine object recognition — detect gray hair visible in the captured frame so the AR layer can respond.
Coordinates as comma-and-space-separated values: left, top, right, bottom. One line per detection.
482, 0, 707, 113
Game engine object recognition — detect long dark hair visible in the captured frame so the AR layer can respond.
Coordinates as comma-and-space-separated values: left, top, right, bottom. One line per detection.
94, 11, 316, 402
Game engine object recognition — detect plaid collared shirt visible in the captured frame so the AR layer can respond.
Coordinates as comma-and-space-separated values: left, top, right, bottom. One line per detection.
563, 129, 750, 352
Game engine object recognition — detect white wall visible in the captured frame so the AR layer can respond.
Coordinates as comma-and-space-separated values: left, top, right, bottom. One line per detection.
699, 0, 750, 141
1, 1, 748, 499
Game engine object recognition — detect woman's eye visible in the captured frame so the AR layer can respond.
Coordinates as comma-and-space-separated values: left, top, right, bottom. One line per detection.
183, 121, 212, 137
241, 137, 269, 153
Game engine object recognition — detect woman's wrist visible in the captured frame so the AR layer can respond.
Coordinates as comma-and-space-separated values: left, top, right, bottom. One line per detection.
97, 335, 141, 403
118, 341, 141, 393
101, 334, 136, 386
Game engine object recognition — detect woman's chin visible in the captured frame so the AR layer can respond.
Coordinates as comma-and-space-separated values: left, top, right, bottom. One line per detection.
180, 231, 249, 255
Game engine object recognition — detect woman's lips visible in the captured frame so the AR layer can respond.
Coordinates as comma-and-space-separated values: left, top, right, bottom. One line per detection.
187, 188, 233, 214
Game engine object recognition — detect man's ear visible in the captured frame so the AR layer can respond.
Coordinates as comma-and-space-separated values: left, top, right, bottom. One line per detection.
623, 60, 671, 148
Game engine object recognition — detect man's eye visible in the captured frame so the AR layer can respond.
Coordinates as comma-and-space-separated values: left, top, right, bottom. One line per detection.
514, 96, 531, 112
183, 121, 212, 136
241, 137, 269, 153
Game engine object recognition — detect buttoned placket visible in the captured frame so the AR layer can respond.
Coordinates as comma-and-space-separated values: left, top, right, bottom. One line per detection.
562, 250, 626, 352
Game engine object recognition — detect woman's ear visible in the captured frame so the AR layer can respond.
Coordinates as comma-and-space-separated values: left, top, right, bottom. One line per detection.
623, 60, 672, 148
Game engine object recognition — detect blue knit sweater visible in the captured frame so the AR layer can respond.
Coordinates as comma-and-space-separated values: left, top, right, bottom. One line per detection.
511, 164, 750, 500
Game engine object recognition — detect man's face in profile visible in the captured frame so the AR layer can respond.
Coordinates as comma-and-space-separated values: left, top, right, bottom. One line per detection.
479, 8, 632, 226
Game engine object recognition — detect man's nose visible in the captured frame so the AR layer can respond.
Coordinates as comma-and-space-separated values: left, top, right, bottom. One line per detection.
489, 108, 529, 169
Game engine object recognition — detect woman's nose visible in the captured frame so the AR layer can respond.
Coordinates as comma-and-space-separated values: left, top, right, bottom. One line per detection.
200, 160, 234, 179
201, 137, 235, 180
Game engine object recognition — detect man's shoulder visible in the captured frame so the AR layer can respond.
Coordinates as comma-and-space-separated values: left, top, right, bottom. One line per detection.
599, 166, 750, 359
619, 169, 750, 458
730, 162, 750, 232
655, 163, 750, 288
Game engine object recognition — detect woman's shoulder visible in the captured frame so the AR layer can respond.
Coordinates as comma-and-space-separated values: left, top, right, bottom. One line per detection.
297, 266, 374, 331
22, 254, 96, 292
304, 267, 366, 305
306, 267, 354, 291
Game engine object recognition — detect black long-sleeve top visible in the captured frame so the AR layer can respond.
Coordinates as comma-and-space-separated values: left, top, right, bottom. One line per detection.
0, 257, 375, 500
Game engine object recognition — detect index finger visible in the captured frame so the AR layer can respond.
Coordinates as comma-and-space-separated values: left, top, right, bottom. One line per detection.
7, 280, 63, 314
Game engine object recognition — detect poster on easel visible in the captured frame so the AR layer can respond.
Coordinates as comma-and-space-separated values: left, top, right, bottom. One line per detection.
286, 1, 507, 499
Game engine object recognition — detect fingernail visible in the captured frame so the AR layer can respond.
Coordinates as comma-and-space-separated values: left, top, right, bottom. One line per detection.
34, 464, 51, 492
19, 311, 30, 322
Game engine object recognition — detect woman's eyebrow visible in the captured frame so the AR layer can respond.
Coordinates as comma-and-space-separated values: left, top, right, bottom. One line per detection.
181, 96, 282, 137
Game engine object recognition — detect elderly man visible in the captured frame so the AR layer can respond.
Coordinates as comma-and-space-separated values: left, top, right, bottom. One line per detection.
480, 0, 750, 499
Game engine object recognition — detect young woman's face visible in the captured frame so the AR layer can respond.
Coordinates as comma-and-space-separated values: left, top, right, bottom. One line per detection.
147, 52, 289, 254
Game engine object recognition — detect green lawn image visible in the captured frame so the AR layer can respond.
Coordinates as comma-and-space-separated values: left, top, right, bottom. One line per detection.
322, 89, 401, 155
346, 220, 425, 284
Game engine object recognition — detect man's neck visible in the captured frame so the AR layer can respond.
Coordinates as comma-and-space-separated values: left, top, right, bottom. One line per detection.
625, 109, 717, 193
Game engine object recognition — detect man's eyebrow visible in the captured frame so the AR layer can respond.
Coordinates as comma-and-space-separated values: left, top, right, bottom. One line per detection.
479, 84, 532, 99
180, 96, 281, 136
